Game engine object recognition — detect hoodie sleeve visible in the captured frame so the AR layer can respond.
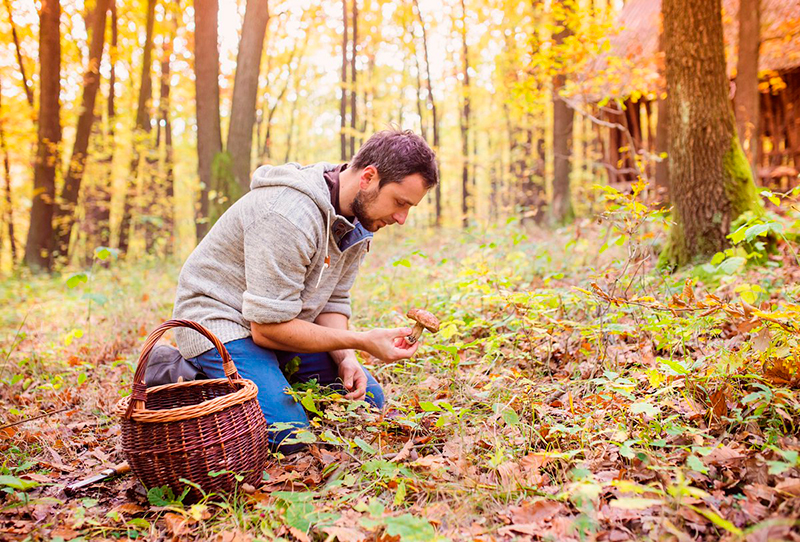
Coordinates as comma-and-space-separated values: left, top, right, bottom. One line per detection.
241, 213, 316, 324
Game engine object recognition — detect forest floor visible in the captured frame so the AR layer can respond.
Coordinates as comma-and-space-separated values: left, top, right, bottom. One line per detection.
1, 190, 800, 541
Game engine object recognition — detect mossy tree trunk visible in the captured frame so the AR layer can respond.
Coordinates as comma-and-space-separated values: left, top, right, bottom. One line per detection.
660, 0, 762, 267
551, 2, 574, 226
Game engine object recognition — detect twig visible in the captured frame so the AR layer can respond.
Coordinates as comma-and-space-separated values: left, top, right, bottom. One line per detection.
0, 407, 70, 431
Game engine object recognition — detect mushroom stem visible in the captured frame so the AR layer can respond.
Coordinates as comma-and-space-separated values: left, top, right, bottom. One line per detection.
407, 322, 425, 344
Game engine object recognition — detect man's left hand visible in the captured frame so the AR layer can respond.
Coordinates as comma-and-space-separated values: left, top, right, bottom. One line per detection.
338, 355, 367, 401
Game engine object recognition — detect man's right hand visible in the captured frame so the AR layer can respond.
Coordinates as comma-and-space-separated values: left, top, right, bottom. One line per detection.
362, 327, 420, 362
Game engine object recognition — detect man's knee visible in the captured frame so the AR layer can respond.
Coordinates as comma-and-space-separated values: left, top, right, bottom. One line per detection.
366, 381, 385, 409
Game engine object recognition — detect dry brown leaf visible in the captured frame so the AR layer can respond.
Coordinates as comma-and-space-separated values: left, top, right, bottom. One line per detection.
164, 512, 193, 538
498, 523, 540, 536
213, 530, 251, 542
50, 527, 80, 540
321, 525, 368, 542
702, 445, 745, 467
496, 461, 521, 490
708, 387, 728, 420
288, 526, 311, 542
390, 438, 414, 463
509, 499, 563, 525
114, 502, 145, 515
775, 478, 800, 497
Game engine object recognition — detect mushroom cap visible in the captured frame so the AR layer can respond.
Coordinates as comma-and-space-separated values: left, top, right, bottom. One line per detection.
406, 308, 440, 333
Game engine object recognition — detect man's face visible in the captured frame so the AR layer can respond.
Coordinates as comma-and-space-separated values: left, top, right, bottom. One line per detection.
352, 168, 428, 232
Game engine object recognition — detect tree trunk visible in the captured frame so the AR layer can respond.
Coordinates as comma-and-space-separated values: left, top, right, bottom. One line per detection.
4, 0, 34, 109
194, 0, 223, 239
350, 0, 357, 156
734, 0, 760, 179
148, 1, 178, 255
459, 0, 470, 229
661, 0, 762, 267
340, 0, 348, 160
119, 0, 156, 254
53, 0, 110, 261
98, 0, 116, 250
228, 0, 269, 194
81, 0, 117, 256
551, 9, 574, 225
0, 76, 16, 264
413, 0, 441, 226
655, 95, 670, 202
24, 0, 60, 272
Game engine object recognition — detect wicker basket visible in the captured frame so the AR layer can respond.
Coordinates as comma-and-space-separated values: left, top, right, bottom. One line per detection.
116, 320, 268, 501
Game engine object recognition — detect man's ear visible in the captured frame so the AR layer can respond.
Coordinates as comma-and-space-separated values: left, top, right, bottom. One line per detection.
360, 165, 379, 189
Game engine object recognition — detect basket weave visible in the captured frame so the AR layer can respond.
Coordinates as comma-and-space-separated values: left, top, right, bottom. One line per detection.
116, 320, 268, 501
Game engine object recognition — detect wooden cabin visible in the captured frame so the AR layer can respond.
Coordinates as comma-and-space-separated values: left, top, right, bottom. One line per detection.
581, 0, 800, 190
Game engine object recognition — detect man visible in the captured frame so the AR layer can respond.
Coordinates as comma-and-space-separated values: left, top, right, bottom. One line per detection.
170, 129, 438, 453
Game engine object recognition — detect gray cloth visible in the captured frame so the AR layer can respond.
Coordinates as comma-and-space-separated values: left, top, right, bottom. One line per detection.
172, 162, 371, 359
144, 344, 206, 387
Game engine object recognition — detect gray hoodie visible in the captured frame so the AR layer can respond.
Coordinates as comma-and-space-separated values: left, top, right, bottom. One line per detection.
172, 162, 372, 359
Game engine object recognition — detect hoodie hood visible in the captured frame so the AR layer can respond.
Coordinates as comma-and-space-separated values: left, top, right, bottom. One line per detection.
250, 161, 339, 218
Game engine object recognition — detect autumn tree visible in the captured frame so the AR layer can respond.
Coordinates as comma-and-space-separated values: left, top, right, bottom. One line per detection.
83, 0, 118, 252
551, 0, 574, 225
661, 0, 762, 266
412, 0, 441, 225
119, 0, 156, 255
194, 0, 223, 239
25, 0, 61, 271
734, 0, 760, 177
458, 0, 471, 228
227, 0, 269, 194
53, 0, 110, 260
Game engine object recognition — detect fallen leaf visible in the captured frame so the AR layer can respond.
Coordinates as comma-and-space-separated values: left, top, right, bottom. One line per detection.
708, 387, 728, 420
509, 499, 563, 524
288, 526, 310, 542
164, 512, 193, 538
390, 438, 414, 463
322, 525, 367, 542
775, 478, 800, 497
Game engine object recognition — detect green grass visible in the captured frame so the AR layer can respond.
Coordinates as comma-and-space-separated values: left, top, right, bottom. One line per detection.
1, 199, 799, 541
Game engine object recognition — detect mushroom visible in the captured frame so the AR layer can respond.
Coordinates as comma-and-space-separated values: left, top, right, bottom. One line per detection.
405, 308, 440, 345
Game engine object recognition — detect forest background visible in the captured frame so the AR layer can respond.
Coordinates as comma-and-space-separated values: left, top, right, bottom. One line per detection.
2, 0, 800, 540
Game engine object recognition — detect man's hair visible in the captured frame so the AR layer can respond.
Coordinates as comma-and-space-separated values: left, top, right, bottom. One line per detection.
350, 129, 439, 189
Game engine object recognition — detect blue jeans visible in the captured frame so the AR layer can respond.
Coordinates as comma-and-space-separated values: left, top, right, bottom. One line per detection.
188, 337, 384, 454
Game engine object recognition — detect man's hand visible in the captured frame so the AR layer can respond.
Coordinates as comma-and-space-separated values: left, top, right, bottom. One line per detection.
337, 354, 367, 400
363, 327, 420, 362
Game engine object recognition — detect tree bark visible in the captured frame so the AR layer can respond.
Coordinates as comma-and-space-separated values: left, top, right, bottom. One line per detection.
4, 0, 34, 109
350, 0, 357, 156
0, 75, 16, 264
148, 1, 178, 255
661, 0, 763, 266
228, 0, 269, 195
194, 0, 223, 239
24, 0, 61, 272
459, 0, 470, 228
53, 0, 110, 261
340, 0, 348, 160
98, 0, 116, 250
734, 0, 760, 179
119, 0, 156, 254
551, 6, 574, 225
654, 23, 670, 203
413, 0, 441, 226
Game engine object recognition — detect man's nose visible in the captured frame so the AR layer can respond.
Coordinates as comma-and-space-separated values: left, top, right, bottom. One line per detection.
393, 210, 408, 225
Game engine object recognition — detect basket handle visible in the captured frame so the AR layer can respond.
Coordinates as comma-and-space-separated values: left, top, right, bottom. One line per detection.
124, 319, 240, 419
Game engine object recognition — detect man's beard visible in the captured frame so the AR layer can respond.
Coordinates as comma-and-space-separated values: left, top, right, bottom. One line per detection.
352, 188, 380, 231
